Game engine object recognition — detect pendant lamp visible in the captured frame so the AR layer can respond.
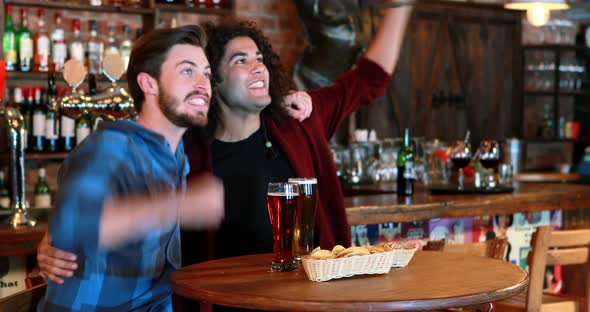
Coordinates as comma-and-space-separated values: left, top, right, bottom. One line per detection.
505, 0, 570, 27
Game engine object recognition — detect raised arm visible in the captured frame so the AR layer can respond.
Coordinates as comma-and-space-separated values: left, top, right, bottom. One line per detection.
364, 1, 413, 75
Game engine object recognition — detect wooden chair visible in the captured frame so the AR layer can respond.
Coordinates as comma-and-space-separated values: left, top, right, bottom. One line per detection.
424, 236, 508, 260
494, 226, 590, 312
0, 283, 46, 312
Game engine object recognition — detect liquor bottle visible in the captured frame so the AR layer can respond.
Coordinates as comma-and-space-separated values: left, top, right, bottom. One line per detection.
45, 73, 59, 152
3, 5, 18, 71
104, 25, 119, 58
396, 128, 414, 196
34, 168, 51, 208
87, 20, 103, 75
76, 75, 95, 145
50, 13, 67, 72
33, 9, 50, 72
68, 19, 85, 63
17, 9, 33, 72
0, 170, 10, 210
15, 87, 30, 150
119, 24, 133, 71
31, 87, 45, 152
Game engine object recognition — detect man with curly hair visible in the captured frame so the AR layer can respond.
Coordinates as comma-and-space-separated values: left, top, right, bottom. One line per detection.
182, 1, 412, 264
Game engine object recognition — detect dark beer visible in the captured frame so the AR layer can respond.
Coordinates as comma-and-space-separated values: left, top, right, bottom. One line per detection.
267, 183, 299, 272
288, 178, 318, 261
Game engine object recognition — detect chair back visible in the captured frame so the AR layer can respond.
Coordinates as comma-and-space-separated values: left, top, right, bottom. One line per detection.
424, 237, 508, 260
0, 283, 46, 312
525, 226, 590, 312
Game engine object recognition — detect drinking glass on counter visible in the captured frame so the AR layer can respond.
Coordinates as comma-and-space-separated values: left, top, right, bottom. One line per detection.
450, 140, 472, 189
288, 178, 318, 262
476, 140, 500, 188
267, 182, 299, 272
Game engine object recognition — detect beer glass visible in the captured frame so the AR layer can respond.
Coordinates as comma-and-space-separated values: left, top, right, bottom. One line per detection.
288, 178, 318, 261
267, 182, 299, 272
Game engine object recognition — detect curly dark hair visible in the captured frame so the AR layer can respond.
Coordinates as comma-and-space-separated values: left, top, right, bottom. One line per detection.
203, 20, 293, 135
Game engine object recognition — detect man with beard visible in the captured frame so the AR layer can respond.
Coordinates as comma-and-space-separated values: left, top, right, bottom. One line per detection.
38, 25, 224, 312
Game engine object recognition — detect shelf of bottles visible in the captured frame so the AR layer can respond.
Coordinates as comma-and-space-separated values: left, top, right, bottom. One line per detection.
5, 0, 154, 15
3, 6, 136, 81
4, 0, 233, 15
523, 45, 584, 141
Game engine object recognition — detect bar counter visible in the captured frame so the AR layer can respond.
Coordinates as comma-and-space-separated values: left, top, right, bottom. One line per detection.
0, 220, 46, 256
345, 182, 590, 225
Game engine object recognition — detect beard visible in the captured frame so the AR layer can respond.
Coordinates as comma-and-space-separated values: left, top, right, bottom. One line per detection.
157, 83, 208, 128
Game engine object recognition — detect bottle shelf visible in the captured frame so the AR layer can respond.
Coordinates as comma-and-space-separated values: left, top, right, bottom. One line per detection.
5, 0, 232, 16
6, 71, 126, 83
5, 0, 154, 15
523, 44, 587, 51
0, 152, 69, 161
524, 90, 587, 97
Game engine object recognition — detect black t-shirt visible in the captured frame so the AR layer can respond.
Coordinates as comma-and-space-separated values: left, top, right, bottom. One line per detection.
212, 127, 295, 258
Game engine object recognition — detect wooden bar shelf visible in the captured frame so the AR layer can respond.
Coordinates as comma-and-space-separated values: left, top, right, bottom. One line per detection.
5, 0, 153, 15
6, 71, 126, 83
0, 152, 69, 161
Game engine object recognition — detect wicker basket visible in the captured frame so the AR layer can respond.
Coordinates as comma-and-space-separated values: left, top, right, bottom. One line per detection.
301, 250, 395, 282
390, 247, 417, 267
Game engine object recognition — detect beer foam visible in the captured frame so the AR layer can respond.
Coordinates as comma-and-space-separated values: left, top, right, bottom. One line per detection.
268, 192, 299, 197
287, 178, 317, 184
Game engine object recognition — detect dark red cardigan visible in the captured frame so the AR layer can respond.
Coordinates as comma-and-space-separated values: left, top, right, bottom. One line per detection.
184, 57, 391, 260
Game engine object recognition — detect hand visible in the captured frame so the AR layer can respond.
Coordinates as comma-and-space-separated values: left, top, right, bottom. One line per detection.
283, 91, 312, 122
179, 174, 225, 229
37, 232, 78, 284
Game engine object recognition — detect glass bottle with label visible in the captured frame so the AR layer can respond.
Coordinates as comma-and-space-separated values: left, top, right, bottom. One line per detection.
50, 13, 67, 72
104, 25, 119, 59
17, 8, 33, 72
396, 128, 414, 196
34, 9, 50, 72
31, 87, 45, 152
34, 168, 51, 208
3, 5, 18, 71
87, 20, 103, 75
0, 170, 10, 210
68, 19, 85, 64
15, 87, 30, 150
120, 24, 133, 71
45, 73, 59, 152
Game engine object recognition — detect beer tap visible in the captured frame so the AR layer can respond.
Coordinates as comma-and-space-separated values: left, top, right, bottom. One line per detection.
0, 60, 36, 227
49, 55, 136, 121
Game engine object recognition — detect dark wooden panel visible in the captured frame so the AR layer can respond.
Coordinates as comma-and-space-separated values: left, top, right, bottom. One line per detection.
360, 1, 523, 143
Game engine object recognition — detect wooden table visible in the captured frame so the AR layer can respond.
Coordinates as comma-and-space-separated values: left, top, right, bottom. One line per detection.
172, 251, 528, 311
345, 182, 590, 225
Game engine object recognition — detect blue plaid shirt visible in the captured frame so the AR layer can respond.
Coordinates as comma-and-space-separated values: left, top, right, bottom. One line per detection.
39, 120, 190, 312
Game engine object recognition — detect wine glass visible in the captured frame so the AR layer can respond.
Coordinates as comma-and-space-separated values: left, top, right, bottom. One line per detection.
450, 140, 472, 190
476, 140, 501, 188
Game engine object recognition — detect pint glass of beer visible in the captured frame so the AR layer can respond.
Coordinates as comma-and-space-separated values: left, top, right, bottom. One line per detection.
288, 178, 318, 261
267, 182, 299, 272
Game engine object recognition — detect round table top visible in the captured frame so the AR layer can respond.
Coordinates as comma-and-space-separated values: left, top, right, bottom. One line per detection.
172, 251, 528, 311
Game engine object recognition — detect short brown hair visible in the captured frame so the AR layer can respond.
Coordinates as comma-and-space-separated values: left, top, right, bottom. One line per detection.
127, 25, 207, 112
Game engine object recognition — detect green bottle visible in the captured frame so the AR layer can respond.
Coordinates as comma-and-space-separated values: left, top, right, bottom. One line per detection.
34, 168, 51, 208
17, 8, 33, 72
0, 170, 10, 210
3, 5, 17, 71
396, 128, 414, 196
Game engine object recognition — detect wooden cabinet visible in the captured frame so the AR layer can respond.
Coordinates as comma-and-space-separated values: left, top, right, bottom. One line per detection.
357, 0, 523, 145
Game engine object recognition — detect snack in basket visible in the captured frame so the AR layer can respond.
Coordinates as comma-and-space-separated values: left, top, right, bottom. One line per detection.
301, 242, 418, 282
